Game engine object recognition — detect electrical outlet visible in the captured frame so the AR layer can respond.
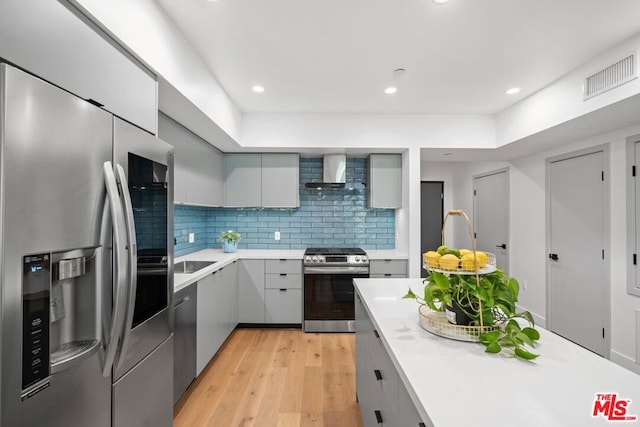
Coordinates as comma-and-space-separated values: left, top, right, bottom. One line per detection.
522, 279, 528, 291
274, 231, 280, 241
188, 233, 195, 243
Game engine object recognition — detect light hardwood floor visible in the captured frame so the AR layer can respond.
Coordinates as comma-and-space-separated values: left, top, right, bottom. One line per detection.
174, 329, 364, 427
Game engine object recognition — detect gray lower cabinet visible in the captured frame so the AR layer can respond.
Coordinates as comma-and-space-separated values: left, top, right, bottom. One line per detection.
369, 259, 408, 278
195, 261, 239, 376
367, 154, 402, 208
355, 292, 426, 427
238, 259, 266, 323
265, 259, 302, 324
173, 283, 197, 404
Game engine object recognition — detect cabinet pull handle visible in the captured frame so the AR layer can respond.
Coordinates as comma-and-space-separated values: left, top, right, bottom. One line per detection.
173, 296, 191, 309
373, 329, 380, 339
384, 259, 392, 262
280, 258, 287, 261
279, 288, 287, 292
374, 369, 383, 381
374, 410, 383, 424
419, 423, 426, 427
280, 273, 287, 277
384, 273, 392, 277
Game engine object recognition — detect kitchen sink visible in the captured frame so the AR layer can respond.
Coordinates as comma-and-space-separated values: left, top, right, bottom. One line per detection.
174, 260, 216, 274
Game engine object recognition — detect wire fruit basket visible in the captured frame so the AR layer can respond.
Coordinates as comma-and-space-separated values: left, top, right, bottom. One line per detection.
418, 209, 500, 342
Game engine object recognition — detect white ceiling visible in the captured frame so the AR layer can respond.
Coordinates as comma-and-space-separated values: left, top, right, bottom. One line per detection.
157, 0, 640, 116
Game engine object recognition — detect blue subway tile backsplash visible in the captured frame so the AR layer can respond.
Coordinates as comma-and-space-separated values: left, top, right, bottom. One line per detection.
173, 158, 395, 256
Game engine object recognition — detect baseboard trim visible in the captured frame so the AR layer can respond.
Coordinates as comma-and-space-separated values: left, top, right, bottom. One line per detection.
610, 350, 640, 375
516, 304, 546, 328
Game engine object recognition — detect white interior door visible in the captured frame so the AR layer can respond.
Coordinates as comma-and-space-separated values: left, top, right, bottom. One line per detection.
548, 150, 606, 356
473, 170, 509, 274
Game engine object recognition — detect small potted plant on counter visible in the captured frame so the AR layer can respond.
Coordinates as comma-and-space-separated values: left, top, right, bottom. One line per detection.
219, 230, 241, 253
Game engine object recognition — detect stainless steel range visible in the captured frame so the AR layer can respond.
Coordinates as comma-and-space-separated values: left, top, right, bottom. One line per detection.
303, 248, 370, 332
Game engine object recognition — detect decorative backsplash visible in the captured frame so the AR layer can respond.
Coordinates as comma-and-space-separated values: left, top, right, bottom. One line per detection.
174, 158, 396, 257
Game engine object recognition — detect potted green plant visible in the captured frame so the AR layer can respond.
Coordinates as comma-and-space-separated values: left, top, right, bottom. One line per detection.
404, 268, 541, 360
219, 230, 241, 253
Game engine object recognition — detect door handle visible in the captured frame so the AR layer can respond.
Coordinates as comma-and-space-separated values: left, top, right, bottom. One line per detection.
496, 244, 507, 249
549, 253, 559, 261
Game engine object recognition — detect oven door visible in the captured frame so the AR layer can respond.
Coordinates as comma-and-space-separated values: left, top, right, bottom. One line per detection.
303, 269, 369, 332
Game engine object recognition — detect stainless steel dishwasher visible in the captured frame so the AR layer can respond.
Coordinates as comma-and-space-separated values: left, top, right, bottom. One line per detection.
173, 284, 197, 404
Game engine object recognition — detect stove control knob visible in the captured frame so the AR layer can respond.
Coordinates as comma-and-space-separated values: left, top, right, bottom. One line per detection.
312, 256, 318, 262
361, 256, 368, 262
355, 256, 361, 262
305, 256, 311, 263
318, 256, 325, 262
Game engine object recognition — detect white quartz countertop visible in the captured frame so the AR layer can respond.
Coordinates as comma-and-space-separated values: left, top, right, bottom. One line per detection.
173, 248, 408, 292
354, 278, 640, 427
173, 248, 304, 292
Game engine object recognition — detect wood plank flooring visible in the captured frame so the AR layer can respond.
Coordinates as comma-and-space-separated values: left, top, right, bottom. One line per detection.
174, 329, 364, 427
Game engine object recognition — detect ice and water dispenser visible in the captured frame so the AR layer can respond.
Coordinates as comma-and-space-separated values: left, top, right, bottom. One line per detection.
22, 248, 101, 393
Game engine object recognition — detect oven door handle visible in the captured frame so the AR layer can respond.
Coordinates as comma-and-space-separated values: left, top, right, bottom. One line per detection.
303, 266, 370, 275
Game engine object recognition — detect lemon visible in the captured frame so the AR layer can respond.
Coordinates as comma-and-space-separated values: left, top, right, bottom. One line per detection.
475, 251, 488, 268
459, 249, 472, 257
423, 251, 441, 268
439, 254, 460, 271
460, 253, 480, 271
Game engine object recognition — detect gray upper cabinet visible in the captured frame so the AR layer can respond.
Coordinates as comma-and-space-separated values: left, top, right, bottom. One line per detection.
224, 154, 262, 207
261, 154, 299, 208
159, 113, 223, 206
0, 1, 157, 134
224, 154, 299, 208
367, 154, 402, 208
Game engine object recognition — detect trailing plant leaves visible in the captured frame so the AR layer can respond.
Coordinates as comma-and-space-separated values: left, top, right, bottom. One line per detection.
522, 327, 540, 341
403, 289, 417, 299
516, 331, 534, 347
430, 272, 451, 291
514, 347, 539, 360
485, 342, 502, 354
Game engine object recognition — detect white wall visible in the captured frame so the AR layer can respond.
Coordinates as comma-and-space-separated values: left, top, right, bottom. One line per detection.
497, 33, 640, 146
432, 123, 640, 374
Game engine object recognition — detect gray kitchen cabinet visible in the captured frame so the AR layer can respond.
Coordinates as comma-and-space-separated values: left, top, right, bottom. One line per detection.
368, 154, 402, 208
238, 260, 266, 323
264, 259, 302, 324
195, 261, 238, 376
173, 283, 197, 404
0, 1, 157, 134
355, 292, 426, 427
369, 259, 408, 278
224, 154, 300, 208
196, 271, 219, 375
261, 154, 300, 208
224, 154, 262, 207
159, 113, 224, 206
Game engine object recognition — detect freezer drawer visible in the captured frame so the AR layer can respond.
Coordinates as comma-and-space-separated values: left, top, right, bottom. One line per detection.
113, 336, 173, 427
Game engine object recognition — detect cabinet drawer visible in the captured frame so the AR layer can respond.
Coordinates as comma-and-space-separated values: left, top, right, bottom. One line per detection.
369, 260, 408, 275
265, 288, 302, 323
265, 273, 301, 289
265, 259, 301, 274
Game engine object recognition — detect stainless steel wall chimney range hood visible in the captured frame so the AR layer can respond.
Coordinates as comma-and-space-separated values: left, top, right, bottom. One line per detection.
304, 154, 347, 189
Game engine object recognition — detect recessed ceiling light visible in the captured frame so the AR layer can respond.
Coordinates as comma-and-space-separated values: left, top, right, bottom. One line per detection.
384, 86, 398, 95
506, 87, 521, 95
252, 85, 265, 93
433, 0, 453, 4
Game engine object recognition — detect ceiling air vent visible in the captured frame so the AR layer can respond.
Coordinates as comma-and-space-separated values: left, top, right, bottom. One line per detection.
583, 51, 638, 100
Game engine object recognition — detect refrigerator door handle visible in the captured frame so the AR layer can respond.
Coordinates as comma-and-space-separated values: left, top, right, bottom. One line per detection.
101, 161, 129, 377
114, 163, 138, 371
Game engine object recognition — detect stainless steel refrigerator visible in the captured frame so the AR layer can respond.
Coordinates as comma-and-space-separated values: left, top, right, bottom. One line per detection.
0, 63, 174, 426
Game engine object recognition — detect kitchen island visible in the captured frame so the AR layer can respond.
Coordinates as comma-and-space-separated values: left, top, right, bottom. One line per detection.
354, 278, 640, 427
